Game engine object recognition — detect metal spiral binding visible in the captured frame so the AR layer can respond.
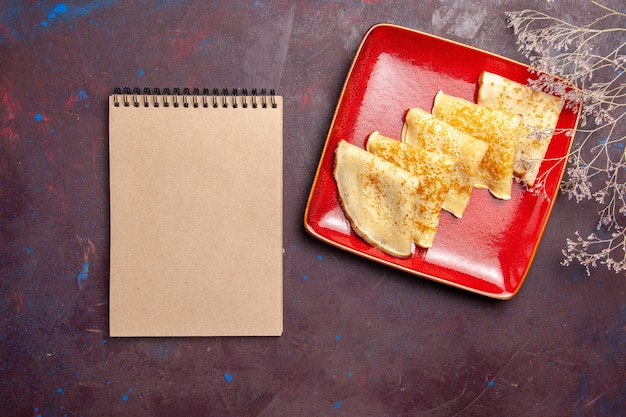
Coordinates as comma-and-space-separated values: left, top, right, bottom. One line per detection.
112, 87, 278, 109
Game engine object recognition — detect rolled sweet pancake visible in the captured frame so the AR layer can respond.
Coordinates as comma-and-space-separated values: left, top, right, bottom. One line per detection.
402, 108, 489, 218
477, 71, 564, 187
432, 91, 523, 200
366, 131, 454, 248
333, 140, 420, 258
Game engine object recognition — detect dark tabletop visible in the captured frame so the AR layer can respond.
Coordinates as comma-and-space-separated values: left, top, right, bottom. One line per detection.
1, 1, 625, 416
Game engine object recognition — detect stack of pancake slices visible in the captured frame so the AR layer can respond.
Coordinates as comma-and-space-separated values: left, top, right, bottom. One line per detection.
333, 71, 565, 258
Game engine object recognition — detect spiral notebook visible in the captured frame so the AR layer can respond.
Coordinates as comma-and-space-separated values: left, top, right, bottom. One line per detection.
108, 87, 283, 337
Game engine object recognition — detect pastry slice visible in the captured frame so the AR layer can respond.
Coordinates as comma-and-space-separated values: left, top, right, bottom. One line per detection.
366, 131, 454, 248
402, 108, 488, 218
477, 71, 564, 186
333, 140, 419, 258
432, 91, 522, 200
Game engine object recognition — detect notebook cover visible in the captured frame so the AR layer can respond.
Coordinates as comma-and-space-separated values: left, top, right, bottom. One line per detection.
108, 94, 283, 337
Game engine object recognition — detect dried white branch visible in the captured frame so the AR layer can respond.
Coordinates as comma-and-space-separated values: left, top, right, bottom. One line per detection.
507, 1, 626, 275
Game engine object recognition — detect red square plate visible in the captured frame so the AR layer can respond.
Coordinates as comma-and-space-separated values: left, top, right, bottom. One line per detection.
304, 23, 580, 299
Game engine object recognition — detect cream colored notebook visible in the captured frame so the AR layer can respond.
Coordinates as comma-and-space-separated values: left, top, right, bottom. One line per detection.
108, 88, 283, 337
